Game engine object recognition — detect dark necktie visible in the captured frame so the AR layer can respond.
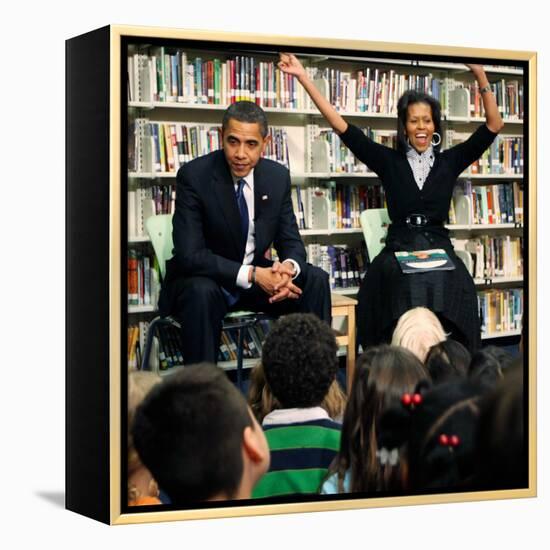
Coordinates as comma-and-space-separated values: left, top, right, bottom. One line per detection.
236, 178, 249, 243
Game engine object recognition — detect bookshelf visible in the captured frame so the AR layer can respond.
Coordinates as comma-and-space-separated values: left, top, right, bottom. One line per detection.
126, 44, 526, 369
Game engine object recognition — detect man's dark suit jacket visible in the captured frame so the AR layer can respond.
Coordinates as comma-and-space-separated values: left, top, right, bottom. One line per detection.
163, 149, 307, 295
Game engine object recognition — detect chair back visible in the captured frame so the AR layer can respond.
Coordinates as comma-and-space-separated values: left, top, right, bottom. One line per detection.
145, 214, 174, 280
360, 208, 390, 262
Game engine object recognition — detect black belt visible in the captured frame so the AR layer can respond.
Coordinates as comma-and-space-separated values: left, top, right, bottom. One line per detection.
393, 214, 444, 228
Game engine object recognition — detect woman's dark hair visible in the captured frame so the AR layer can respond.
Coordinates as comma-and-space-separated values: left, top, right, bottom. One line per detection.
469, 345, 515, 392
326, 345, 430, 494
396, 90, 443, 154
425, 339, 471, 385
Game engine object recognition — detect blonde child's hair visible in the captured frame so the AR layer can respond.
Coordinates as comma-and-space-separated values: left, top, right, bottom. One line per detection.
391, 307, 447, 362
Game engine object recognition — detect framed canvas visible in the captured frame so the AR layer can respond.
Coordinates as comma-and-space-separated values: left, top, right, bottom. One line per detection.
66, 24, 536, 525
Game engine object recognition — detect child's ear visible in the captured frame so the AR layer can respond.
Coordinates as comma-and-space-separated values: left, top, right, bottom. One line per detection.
243, 426, 269, 465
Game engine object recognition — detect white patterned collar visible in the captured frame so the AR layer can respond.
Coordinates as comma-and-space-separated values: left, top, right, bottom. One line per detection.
262, 406, 330, 426
406, 145, 435, 190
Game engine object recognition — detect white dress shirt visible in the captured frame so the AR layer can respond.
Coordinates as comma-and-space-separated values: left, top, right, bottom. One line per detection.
234, 170, 301, 289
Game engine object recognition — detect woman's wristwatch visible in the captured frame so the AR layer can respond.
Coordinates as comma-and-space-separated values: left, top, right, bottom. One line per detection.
479, 84, 492, 94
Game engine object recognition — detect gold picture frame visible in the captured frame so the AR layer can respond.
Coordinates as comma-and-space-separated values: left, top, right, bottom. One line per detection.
66, 24, 536, 525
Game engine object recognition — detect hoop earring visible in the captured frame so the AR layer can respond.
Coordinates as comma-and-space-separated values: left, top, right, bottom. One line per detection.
431, 132, 441, 147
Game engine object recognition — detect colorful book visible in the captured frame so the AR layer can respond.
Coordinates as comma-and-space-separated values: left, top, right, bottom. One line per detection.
394, 249, 455, 274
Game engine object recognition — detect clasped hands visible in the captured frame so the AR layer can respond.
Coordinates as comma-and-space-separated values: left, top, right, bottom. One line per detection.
253, 261, 303, 304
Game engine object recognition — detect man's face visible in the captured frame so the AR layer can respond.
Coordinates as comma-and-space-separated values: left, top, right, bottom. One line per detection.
222, 118, 269, 178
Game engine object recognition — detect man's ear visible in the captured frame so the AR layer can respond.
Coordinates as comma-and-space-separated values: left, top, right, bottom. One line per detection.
261, 134, 271, 154
243, 425, 268, 464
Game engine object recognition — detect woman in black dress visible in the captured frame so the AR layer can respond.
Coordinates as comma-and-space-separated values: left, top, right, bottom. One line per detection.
278, 53, 504, 353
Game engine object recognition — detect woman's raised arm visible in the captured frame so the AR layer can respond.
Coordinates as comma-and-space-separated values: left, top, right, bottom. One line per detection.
278, 53, 348, 135
466, 64, 505, 134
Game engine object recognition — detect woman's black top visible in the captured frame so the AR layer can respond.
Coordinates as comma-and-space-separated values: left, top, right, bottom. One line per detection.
339, 122, 498, 352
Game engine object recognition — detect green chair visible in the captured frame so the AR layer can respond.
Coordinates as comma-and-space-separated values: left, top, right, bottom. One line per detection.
359, 208, 391, 262
141, 214, 266, 389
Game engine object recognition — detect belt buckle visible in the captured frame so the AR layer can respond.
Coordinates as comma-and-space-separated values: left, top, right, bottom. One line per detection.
406, 214, 428, 227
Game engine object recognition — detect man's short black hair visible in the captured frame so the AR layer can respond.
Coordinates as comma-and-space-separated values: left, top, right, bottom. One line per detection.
396, 90, 443, 154
262, 313, 338, 408
222, 100, 268, 138
131, 363, 252, 504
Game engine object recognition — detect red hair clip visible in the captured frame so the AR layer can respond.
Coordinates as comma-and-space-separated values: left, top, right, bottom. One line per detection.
401, 393, 423, 409
439, 434, 461, 448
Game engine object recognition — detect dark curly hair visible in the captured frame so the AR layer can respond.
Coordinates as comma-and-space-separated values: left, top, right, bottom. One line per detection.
261, 313, 338, 408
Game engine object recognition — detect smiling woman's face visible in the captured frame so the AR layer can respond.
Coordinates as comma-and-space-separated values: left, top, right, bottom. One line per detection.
405, 102, 435, 153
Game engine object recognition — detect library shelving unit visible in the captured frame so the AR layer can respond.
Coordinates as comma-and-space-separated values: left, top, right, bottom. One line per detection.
127, 46, 526, 364
67, 25, 536, 525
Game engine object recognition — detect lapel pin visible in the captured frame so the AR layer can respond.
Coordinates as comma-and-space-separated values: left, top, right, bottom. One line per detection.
262, 195, 268, 200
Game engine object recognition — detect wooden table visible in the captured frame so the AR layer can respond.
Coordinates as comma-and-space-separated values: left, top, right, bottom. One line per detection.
331, 293, 358, 391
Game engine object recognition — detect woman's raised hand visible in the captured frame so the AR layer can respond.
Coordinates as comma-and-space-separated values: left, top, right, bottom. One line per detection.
465, 63, 484, 76
278, 53, 306, 80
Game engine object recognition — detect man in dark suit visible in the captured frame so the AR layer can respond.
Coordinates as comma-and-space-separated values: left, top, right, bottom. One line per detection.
160, 101, 331, 365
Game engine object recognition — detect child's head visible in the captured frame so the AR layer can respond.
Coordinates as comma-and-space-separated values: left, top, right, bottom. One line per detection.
469, 345, 515, 391
127, 371, 161, 505
473, 364, 526, 489
132, 363, 270, 504
391, 307, 447, 362
261, 313, 338, 408
248, 361, 346, 423
425, 339, 471, 385
380, 380, 483, 491
331, 345, 430, 493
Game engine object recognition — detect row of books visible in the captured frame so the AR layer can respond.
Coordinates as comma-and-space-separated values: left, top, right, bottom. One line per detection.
308, 125, 397, 174
128, 319, 274, 371
315, 66, 443, 115
466, 80, 524, 120
292, 182, 386, 231
307, 243, 367, 289
128, 185, 176, 238
127, 49, 523, 122
129, 321, 184, 372
128, 49, 310, 109
128, 119, 290, 173
454, 235, 523, 280
449, 181, 523, 226
478, 288, 523, 336
129, 117, 524, 177
128, 250, 160, 306
447, 132, 524, 175
218, 320, 272, 362
128, 322, 147, 371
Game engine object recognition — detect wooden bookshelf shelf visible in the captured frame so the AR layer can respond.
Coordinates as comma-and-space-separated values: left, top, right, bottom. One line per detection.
300, 228, 363, 236
128, 305, 156, 313
474, 276, 523, 286
481, 329, 521, 340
